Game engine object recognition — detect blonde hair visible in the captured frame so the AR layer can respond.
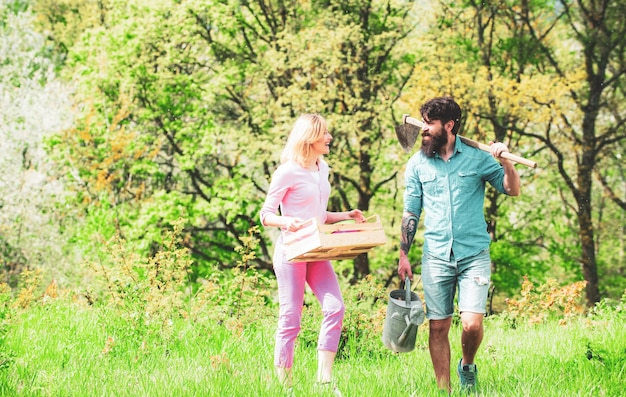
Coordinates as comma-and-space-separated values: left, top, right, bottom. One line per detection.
280, 114, 328, 167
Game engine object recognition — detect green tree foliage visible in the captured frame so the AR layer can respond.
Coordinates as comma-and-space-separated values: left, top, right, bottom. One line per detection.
401, 0, 626, 303
196, 0, 418, 278
25, 0, 625, 303
512, 0, 626, 304
0, 0, 74, 285
52, 0, 255, 275
32, 0, 109, 68
50, 0, 419, 281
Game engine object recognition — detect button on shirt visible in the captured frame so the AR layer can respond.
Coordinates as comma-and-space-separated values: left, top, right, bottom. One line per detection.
403, 135, 509, 261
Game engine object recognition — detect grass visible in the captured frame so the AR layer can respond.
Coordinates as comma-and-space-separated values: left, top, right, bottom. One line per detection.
0, 296, 624, 397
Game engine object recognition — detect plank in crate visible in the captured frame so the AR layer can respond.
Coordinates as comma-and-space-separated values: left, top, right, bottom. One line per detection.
283, 215, 387, 262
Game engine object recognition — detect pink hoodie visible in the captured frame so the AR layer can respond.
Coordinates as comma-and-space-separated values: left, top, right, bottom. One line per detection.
260, 160, 330, 227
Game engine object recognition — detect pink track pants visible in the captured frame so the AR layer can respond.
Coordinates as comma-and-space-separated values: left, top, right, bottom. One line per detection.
272, 242, 345, 369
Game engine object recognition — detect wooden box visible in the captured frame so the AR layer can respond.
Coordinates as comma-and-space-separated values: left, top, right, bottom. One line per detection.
283, 215, 387, 262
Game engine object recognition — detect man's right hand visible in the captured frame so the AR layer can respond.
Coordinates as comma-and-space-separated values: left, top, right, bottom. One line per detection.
398, 252, 413, 281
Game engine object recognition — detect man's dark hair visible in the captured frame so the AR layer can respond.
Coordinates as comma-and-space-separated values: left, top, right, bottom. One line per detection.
420, 96, 462, 135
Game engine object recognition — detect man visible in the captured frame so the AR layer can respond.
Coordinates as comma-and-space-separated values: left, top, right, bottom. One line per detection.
397, 96, 520, 393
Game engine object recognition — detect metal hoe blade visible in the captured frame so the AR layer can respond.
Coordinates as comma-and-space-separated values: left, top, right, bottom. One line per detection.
394, 123, 420, 153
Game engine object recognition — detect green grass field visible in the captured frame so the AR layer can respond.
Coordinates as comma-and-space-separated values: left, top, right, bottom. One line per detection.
1, 292, 624, 397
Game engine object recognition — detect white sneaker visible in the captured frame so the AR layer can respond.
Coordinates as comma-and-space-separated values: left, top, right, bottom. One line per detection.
316, 382, 342, 397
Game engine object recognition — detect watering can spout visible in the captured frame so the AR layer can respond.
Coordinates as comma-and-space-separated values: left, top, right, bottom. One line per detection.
397, 316, 416, 344
397, 301, 425, 344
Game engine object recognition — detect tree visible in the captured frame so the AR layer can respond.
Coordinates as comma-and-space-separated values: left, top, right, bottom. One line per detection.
399, 0, 555, 298
0, 0, 74, 284
401, 0, 626, 304
514, 0, 626, 305
32, 0, 109, 68
56, 0, 419, 281
195, 0, 418, 279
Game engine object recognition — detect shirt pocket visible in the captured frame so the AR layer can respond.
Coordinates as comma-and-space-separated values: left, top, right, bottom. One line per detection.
457, 171, 480, 194
420, 172, 440, 196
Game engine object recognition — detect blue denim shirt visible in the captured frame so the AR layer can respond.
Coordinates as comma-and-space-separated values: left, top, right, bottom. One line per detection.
403, 135, 508, 261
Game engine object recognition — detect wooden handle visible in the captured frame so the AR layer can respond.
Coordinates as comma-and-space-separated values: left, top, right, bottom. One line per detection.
403, 115, 537, 168
458, 136, 537, 168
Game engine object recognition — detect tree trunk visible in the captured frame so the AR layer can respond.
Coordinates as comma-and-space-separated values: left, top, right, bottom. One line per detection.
577, 205, 600, 305
576, 111, 602, 305
352, 156, 372, 281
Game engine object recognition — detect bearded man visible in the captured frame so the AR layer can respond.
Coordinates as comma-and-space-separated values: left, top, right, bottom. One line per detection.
397, 96, 521, 394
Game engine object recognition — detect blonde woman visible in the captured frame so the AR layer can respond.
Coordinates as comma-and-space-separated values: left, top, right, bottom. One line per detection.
260, 114, 364, 395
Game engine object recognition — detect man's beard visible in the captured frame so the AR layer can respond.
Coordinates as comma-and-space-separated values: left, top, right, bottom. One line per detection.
420, 131, 448, 158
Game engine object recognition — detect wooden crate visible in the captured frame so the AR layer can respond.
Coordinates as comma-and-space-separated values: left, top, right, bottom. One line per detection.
283, 215, 387, 262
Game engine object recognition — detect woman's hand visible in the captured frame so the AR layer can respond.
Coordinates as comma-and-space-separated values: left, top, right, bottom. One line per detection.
282, 217, 303, 232
348, 209, 366, 223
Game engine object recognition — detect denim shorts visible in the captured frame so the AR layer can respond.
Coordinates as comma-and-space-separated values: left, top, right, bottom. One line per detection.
421, 249, 491, 320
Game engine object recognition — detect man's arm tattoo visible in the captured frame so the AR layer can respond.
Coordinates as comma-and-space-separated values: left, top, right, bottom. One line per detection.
400, 214, 419, 255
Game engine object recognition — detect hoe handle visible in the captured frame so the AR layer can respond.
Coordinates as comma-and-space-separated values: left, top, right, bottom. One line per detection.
403, 115, 537, 168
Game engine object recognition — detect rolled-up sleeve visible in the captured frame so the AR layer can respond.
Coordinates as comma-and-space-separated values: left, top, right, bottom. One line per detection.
481, 155, 507, 195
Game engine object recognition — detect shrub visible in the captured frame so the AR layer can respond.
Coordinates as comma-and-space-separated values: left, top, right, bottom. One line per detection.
0, 283, 15, 370
189, 226, 275, 334
337, 275, 389, 359
13, 269, 42, 309
504, 276, 587, 326
299, 275, 390, 360
89, 220, 192, 344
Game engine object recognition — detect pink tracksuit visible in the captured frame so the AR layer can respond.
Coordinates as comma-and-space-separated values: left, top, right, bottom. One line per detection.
260, 160, 345, 368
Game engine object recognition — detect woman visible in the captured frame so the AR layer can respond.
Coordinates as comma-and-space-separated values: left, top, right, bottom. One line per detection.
260, 114, 364, 394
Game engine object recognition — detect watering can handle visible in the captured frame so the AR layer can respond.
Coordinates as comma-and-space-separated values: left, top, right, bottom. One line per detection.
405, 277, 411, 308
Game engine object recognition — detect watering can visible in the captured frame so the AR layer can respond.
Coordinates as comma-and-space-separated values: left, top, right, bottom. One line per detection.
381, 277, 425, 353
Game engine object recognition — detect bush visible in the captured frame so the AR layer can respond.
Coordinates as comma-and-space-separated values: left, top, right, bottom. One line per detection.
503, 276, 587, 326
0, 283, 15, 371
89, 220, 193, 344
298, 275, 393, 360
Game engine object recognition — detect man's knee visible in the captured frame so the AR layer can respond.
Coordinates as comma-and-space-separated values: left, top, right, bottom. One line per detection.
429, 318, 452, 335
460, 313, 484, 333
